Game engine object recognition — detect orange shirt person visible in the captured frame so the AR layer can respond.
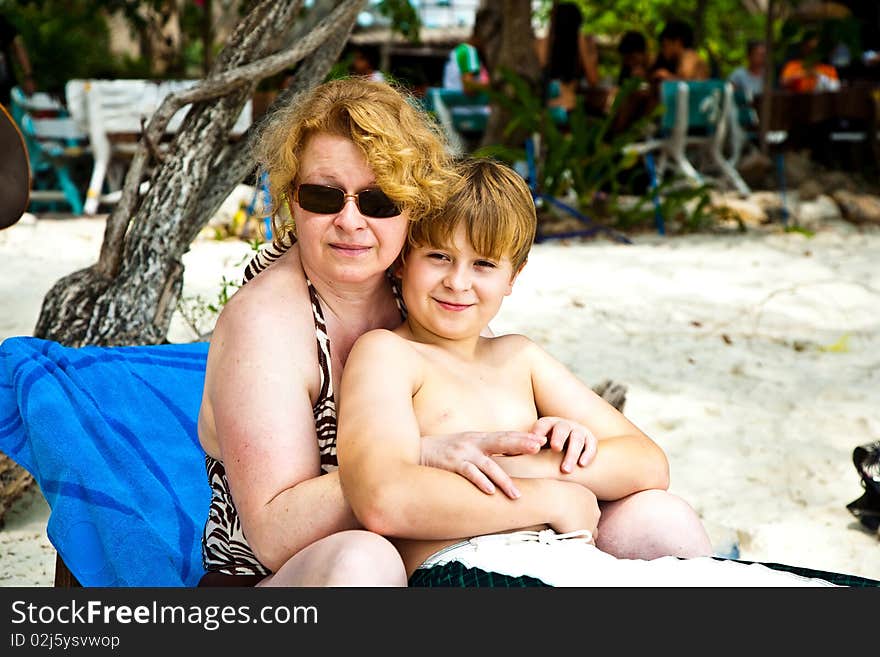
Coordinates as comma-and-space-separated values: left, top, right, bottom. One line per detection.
780, 34, 840, 93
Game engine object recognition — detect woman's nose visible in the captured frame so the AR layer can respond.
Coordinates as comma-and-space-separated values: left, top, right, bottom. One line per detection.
333, 195, 367, 230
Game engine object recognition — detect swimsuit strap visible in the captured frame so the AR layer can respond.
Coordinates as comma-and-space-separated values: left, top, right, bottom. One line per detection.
387, 270, 408, 321
304, 276, 333, 403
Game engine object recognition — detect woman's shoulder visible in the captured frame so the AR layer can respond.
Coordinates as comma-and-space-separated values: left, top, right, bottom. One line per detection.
213, 246, 312, 343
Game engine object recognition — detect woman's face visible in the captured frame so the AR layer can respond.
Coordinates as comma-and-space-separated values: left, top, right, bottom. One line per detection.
293, 133, 409, 285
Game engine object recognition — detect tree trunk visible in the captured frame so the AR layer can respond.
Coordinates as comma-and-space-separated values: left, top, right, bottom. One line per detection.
693, 0, 709, 50
33, 0, 365, 347
479, 0, 542, 150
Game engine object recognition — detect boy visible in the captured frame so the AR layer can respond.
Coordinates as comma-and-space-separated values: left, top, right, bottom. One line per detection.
337, 159, 829, 586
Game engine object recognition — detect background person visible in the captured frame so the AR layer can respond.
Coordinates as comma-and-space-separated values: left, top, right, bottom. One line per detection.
780, 32, 840, 92
609, 29, 658, 137
617, 29, 650, 86
349, 46, 385, 83
728, 40, 766, 99
442, 9, 492, 95
0, 12, 35, 106
650, 19, 709, 82
535, 1, 601, 118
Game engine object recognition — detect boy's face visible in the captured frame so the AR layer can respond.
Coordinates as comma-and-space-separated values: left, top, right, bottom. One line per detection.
401, 224, 522, 342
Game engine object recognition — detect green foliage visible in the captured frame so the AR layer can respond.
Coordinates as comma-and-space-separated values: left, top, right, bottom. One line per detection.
176, 274, 240, 340
537, 0, 766, 80
614, 177, 713, 232
376, 0, 421, 43
6, 0, 115, 95
784, 224, 815, 238
5, 0, 260, 87
326, 52, 355, 82
778, 15, 863, 67
176, 236, 261, 339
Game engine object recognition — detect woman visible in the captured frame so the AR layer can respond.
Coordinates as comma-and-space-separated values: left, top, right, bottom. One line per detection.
535, 2, 600, 118
197, 79, 544, 586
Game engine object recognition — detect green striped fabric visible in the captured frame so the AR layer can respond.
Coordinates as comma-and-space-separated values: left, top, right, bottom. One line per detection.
410, 562, 547, 587
725, 558, 879, 588
409, 558, 880, 588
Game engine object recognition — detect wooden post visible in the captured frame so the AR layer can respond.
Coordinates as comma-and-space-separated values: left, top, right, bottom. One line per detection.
759, 0, 777, 154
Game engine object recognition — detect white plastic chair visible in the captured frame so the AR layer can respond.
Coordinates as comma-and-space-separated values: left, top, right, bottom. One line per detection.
66, 79, 253, 215
627, 80, 750, 195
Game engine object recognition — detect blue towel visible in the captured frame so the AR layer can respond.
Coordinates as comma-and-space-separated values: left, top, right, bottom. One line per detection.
0, 336, 210, 587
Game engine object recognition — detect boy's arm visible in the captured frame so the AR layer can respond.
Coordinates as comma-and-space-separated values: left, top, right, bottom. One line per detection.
337, 330, 596, 539
497, 337, 669, 501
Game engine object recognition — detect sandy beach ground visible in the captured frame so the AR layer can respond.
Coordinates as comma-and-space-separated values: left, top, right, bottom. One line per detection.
1, 213, 878, 585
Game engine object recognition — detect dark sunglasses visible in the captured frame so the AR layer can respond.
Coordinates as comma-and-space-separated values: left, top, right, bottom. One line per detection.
294, 183, 401, 219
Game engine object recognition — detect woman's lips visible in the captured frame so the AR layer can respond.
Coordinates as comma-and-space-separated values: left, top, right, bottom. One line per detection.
330, 243, 371, 256
433, 298, 472, 312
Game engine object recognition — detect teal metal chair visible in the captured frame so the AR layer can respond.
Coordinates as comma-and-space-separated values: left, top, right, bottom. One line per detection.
9, 87, 87, 214
423, 87, 490, 154
626, 80, 750, 196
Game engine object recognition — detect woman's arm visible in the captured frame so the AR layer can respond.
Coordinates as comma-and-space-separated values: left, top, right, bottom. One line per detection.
337, 330, 598, 540
202, 272, 360, 572
579, 33, 601, 86
497, 337, 669, 500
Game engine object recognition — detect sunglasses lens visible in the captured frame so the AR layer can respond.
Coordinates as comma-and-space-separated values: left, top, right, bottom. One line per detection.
297, 184, 344, 214
358, 189, 401, 218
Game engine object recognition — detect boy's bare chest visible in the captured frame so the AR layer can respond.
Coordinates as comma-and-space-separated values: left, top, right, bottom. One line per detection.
412, 360, 538, 435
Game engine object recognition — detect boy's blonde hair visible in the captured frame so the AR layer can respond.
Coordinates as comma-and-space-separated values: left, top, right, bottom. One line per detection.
254, 77, 457, 247
407, 158, 536, 270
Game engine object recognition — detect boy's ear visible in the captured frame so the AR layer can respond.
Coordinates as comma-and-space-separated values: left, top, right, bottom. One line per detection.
506, 258, 527, 295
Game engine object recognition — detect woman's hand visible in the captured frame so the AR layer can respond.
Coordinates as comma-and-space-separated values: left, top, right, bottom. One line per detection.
531, 416, 599, 474
420, 431, 546, 499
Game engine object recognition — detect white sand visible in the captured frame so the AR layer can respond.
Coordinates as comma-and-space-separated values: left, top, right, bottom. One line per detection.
1, 215, 878, 585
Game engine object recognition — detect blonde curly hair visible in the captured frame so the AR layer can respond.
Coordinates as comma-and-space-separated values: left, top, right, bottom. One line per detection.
254, 78, 457, 247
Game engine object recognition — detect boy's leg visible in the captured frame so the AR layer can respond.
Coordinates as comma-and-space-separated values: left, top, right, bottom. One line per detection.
258, 530, 407, 587
597, 489, 713, 559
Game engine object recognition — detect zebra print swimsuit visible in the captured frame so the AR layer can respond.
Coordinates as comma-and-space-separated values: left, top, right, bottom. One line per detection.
201, 242, 405, 577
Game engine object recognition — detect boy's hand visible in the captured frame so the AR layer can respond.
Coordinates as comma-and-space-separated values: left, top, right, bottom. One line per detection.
420, 431, 546, 499
531, 416, 598, 474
